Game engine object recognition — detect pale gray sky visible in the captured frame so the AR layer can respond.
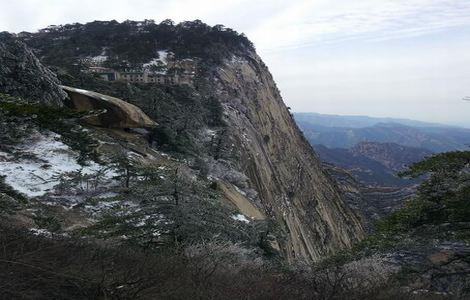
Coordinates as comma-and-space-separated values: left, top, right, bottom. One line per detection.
1, 0, 470, 127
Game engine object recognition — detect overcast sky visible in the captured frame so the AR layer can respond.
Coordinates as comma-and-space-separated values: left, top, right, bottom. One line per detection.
2, 0, 470, 127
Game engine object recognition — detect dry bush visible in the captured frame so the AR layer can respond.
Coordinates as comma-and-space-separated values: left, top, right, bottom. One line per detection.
0, 225, 464, 300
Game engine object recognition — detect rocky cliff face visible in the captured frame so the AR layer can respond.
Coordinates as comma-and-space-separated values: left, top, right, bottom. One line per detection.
210, 53, 364, 261
0, 32, 66, 106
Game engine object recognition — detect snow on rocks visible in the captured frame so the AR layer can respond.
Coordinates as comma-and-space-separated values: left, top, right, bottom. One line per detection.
0, 131, 112, 197
90, 55, 108, 64
29, 228, 53, 237
230, 55, 247, 64
95, 191, 120, 199
30, 227, 70, 238
231, 213, 250, 223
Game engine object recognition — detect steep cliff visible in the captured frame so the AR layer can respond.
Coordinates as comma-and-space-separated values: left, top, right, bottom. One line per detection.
209, 53, 364, 260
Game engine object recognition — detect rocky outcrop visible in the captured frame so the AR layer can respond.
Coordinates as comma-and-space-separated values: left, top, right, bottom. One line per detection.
62, 86, 157, 128
0, 32, 66, 106
212, 54, 365, 262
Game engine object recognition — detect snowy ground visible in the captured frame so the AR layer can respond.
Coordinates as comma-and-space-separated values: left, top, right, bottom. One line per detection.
0, 131, 113, 197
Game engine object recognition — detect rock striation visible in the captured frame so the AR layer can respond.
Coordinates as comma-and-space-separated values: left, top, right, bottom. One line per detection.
212, 53, 365, 261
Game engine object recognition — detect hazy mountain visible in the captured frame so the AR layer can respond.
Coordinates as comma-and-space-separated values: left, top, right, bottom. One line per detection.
294, 112, 455, 129
295, 113, 470, 152
351, 141, 433, 172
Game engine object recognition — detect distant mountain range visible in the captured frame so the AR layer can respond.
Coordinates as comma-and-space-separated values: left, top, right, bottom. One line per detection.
295, 112, 470, 188
295, 112, 470, 152
294, 112, 456, 129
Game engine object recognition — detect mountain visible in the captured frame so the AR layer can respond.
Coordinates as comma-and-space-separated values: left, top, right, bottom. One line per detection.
314, 141, 431, 229
0, 20, 364, 266
294, 112, 454, 129
323, 162, 416, 230
314, 142, 432, 187
350, 142, 433, 172
295, 112, 470, 152
295, 113, 439, 230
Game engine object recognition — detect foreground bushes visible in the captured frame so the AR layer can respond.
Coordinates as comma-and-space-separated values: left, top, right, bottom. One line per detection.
0, 225, 452, 300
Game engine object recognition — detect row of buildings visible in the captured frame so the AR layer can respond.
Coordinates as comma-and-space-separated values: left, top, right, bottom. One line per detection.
86, 58, 197, 86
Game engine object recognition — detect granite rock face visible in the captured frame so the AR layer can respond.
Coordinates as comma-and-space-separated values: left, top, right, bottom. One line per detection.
211, 53, 365, 262
0, 32, 67, 106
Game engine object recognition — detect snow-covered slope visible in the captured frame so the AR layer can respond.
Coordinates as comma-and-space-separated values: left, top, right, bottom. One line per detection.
0, 131, 111, 197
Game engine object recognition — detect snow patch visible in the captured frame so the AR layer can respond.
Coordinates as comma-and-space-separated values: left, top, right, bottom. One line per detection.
205, 128, 217, 136
229, 55, 247, 65
96, 192, 119, 199
0, 132, 111, 197
30, 228, 53, 237
231, 214, 250, 223
157, 50, 169, 64
143, 58, 163, 68
234, 185, 247, 196
91, 55, 108, 64
89, 48, 108, 64
143, 50, 170, 72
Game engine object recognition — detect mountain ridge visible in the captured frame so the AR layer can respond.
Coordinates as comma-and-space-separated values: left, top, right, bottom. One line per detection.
314, 142, 431, 187
295, 112, 470, 152
294, 111, 462, 129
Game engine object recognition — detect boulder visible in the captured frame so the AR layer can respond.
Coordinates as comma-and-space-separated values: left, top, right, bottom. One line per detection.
61, 86, 157, 128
